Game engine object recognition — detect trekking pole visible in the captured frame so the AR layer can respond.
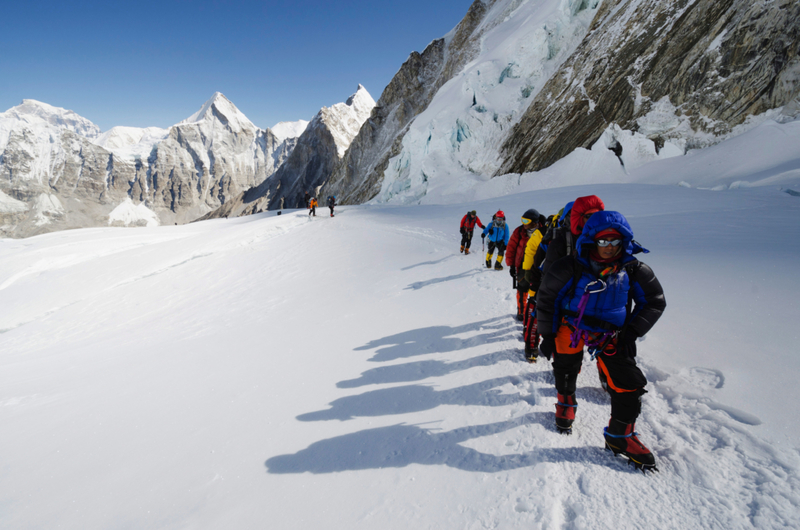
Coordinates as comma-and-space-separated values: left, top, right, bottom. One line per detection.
512, 276, 517, 290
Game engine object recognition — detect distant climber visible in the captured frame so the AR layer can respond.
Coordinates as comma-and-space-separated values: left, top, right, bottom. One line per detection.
459, 210, 485, 255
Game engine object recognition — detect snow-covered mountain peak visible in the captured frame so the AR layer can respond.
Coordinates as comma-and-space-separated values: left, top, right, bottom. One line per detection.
271, 120, 310, 143
179, 92, 255, 132
318, 85, 376, 158
345, 84, 374, 111
0, 99, 101, 140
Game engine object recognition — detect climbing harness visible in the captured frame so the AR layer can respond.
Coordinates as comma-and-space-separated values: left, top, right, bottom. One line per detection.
569, 278, 618, 359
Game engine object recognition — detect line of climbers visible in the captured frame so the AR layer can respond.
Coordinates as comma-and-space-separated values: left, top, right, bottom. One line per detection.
456, 196, 666, 472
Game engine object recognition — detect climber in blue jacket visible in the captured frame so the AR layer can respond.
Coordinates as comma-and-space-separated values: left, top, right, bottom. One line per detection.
481, 210, 510, 270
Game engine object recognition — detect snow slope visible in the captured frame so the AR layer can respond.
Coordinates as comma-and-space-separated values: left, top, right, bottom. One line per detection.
1, 148, 800, 527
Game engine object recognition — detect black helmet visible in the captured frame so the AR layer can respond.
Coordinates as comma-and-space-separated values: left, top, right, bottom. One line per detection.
521, 208, 540, 226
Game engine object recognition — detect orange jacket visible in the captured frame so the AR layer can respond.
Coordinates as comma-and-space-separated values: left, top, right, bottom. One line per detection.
309, 198, 318, 208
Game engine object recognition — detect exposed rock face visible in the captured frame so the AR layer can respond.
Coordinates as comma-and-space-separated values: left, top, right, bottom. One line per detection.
321, 0, 497, 204
498, 0, 800, 175
198, 86, 375, 220
0, 94, 293, 237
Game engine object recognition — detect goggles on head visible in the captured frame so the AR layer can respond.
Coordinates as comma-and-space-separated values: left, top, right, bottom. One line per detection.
596, 239, 622, 248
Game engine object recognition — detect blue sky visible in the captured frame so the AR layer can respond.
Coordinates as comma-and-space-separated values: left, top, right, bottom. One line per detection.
0, 0, 474, 131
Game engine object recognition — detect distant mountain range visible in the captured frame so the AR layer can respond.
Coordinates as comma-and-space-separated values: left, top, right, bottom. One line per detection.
2, 0, 798, 237
0, 89, 370, 237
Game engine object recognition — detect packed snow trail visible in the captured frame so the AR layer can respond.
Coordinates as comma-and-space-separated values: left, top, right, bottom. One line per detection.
1, 184, 799, 529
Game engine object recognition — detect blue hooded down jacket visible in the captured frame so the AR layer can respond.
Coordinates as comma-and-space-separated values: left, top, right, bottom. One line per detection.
536, 211, 665, 337
482, 218, 510, 244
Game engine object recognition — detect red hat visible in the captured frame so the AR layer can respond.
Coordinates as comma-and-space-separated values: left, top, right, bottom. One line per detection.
496, 210, 505, 218
570, 195, 605, 235
595, 228, 622, 240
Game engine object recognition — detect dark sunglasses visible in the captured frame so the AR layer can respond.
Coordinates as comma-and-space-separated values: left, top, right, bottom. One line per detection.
596, 239, 622, 247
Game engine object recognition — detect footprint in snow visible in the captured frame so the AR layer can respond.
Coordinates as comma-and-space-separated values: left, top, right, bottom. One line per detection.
686, 367, 725, 389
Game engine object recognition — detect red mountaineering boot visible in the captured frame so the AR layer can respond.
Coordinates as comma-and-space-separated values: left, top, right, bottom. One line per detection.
604, 418, 658, 473
555, 393, 577, 434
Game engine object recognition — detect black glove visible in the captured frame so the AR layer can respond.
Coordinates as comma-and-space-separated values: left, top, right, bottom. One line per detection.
617, 331, 638, 358
518, 278, 530, 292
509, 266, 516, 278
481, 234, 485, 239
539, 335, 556, 361
489, 228, 494, 235
460, 228, 465, 235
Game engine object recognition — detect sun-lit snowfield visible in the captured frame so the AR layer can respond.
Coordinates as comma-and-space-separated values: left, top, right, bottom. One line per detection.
2, 115, 800, 528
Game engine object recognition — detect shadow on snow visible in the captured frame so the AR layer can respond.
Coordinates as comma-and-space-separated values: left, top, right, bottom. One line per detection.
354, 316, 516, 362
400, 254, 459, 271
265, 415, 609, 474
337, 352, 511, 388
404, 269, 483, 290
298, 376, 524, 422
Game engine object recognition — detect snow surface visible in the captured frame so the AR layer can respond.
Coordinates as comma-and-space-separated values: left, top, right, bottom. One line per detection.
2, 125, 800, 527
270, 120, 310, 144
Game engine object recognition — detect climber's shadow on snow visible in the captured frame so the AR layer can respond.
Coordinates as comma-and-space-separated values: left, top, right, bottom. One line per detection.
298, 376, 523, 422
265, 414, 608, 474
401, 255, 458, 270
337, 352, 508, 388
404, 269, 482, 290
355, 316, 515, 362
